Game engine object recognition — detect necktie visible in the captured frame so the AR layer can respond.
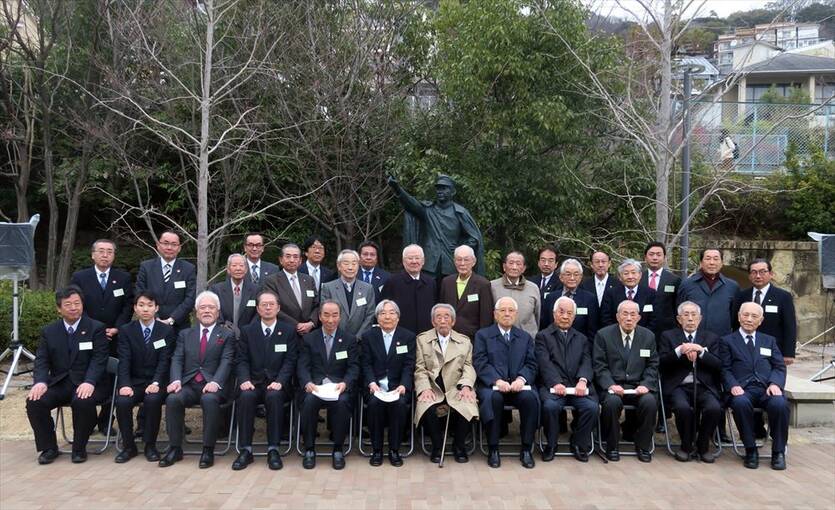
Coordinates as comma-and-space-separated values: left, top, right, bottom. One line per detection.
564, 289, 574, 300
252, 265, 260, 284
624, 334, 632, 352
324, 334, 333, 359
234, 285, 241, 297
503, 332, 511, 344
687, 333, 693, 344
265, 328, 271, 338
754, 290, 762, 305
649, 272, 658, 290
143, 327, 151, 343
627, 289, 634, 301
67, 326, 74, 355
439, 337, 447, 354
746, 334, 756, 356
290, 275, 302, 306
312, 267, 320, 289
364, 270, 372, 284
384, 332, 392, 353
540, 276, 547, 290
195, 328, 209, 383
99, 272, 107, 290
163, 263, 172, 283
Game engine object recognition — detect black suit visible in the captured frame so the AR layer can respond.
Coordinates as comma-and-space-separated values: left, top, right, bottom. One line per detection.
235, 320, 298, 449
114, 320, 176, 448
540, 287, 600, 340
209, 278, 259, 330
529, 273, 561, 319
593, 324, 659, 451
299, 262, 337, 292
732, 285, 798, 358
246, 259, 280, 288
359, 266, 391, 303
297, 328, 359, 450
135, 257, 197, 331
360, 326, 415, 452
71, 267, 133, 353
600, 284, 657, 332
535, 325, 598, 451
640, 269, 681, 338
380, 271, 437, 335
658, 328, 722, 453
26, 317, 109, 453
580, 274, 622, 307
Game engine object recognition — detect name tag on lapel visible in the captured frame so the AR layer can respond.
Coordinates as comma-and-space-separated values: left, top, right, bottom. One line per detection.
642, 304, 653, 313
246, 299, 256, 307
760, 347, 772, 357
576, 307, 588, 315
79, 342, 93, 351
153, 339, 166, 349
356, 297, 367, 307
113, 288, 125, 297
174, 280, 186, 289
765, 305, 778, 313
335, 350, 348, 360
467, 293, 479, 303
275, 344, 287, 353
396, 345, 408, 354
664, 285, 675, 293
306, 289, 315, 298
639, 349, 651, 358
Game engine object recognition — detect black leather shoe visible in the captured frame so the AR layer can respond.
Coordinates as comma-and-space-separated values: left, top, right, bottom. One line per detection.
231, 450, 253, 471
755, 426, 767, 440
199, 447, 214, 469
453, 449, 469, 463
719, 432, 732, 444
699, 450, 716, 464
267, 449, 283, 470
389, 450, 403, 467
370, 450, 384, 466
158, 447, 183, 467
134, 426, 144, 438
606, 449, 620, 462
71, 450, 87, 464
37, 448, 59, 465
770, 452, 786, 470
144, 445, 160, 462
115, 447, 138, 463
744, 449, 759, 469
655, 423, 666, 434
332, 450, 346, 470
674, 448, 691, 462
303, 449, 316, 469
541, 446, 555, 462
429, 449, 441, 463
572, 445, 589, 463
520, 449, 535, 469
487, 448, 501, 468
636, 449, 652, 463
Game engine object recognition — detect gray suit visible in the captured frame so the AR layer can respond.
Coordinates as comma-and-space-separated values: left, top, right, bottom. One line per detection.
320, 279, 376, 336
263, 271, 319, 327
209, 278, 259, 330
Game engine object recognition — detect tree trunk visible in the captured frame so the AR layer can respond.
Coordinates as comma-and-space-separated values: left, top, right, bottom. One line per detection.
42, 109, 59, 290
653, 0, 674, 244
195, 0, 215, 291
55, 140, 92, 287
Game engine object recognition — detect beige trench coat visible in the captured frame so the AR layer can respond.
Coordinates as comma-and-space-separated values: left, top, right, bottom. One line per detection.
414, 329, 479, 425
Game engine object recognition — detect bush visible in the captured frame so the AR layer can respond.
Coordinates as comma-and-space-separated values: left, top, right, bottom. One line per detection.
0, 281, 58, 353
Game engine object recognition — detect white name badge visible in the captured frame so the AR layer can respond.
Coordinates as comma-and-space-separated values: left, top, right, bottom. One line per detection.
79, 342, 93, 351
113, 288, 125, 297
246, 299, 256, 307
467, 293, 479, 303
335, 350, 348, 360
639, 349, 651, 358
306, 290, 315, 298
643, 304, 654, 313
153, 339, 166, 349
765, 305, 779, 314
576, 307, 588, 315
760, 347, 772, 357
275, 344, 287, 353
396, 345, 408, 354
664, 285, 675, 293
356, 297, 367, 307
174, 280, 186, 289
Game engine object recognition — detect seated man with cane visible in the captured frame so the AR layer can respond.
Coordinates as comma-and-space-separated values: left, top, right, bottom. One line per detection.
658, 301, 722, 463
415, 303, 479, 464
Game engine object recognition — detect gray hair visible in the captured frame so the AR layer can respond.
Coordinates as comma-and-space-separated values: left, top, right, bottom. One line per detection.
281, 243, 301, 256
494, 296, 518, 311
227, 253, 246, 265
559, 258, 583, 274
336, 249, 360, 265
677, 301, 701, 315
195, 290, 220, 310
739, 301, 764, 316
552, 295, 577, 313
319, 299, 341, 313
375, 299, 401, 318
430, 303, 456, 322
402, 244, 424, 259
454, 245, 475, 259
617, 299, 640, 314
617, 258, 642, 274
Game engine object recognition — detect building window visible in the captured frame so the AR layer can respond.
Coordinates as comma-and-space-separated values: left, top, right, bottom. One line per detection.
816, 83, 835, 104
745, 83, 797, 102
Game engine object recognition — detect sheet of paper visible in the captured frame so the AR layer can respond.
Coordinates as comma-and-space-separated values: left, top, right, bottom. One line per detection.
607, 388, 638, 395
374, 390, 401, 403
492, 385, 532, 391
313, 383, 340, 401
550, 387, 579, 395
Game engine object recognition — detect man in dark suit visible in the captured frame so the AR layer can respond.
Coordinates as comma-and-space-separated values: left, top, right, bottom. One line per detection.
581, 250, 622, 308
298, 234, 337, 292
113, 291, 176, 463
601, 259, 657, 331
263, 243, 319, 336
381, 244, 437, 335
135, 231, 196, 333
243, 232, 280, 286
209, 253, 258, 331
641, 242, 681, 339
360, 300, 416, 467
159, 291, 236, 469
474, 297, 539, 468
231, 290, 298, 471
721, 302, 789, 470
658, 301, 722, 463
359, 240, 390, 303
320, 249, 376, 336
733, 258, 797, 365
593, 300, 658, 462
536, 296, 598, 462
438, 245, 493, 340
25, 286, 109, 464
540, 258, 600, 340
529, 245, 561, 306
298, 301, 359, 470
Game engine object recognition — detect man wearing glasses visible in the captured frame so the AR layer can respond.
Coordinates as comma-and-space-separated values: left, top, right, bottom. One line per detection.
243, 233, 280, 288
136, 231, 196, 334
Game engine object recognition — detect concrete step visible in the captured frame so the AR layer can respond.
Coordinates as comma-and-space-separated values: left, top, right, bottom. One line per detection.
785, 374, 835, 427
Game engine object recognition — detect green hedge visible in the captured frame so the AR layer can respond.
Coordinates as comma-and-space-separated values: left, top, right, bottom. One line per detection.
0, 281, 58, 352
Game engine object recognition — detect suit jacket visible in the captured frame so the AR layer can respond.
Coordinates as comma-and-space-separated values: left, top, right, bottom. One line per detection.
658, 328, 722, 398
297, 328, 359, 389
640, 268, 681, 337
580, 274, 622, 307
359, 266, 390, 303
262, 271, 319, 327
600, 284, 657, 333
298, 262, 337, 291
70, 267, 134, 329
677, 272, 739, 337
592, 324, 659, 393
529, 273, 561, 301
320, 279, 376, 336
438, 273, 494, 340
540, 287, 600, 340
380, 271, 437, 335
720, 331, 786, 391
732, 285, 797, 358
473, 325, 538, 423
170, 324, 236, 386
360, 326, 416, 392
535, 325, 594, 393
33, 317, 108, 387
236, 320, 298, 388
135, 257, 197, 328
414, 329, 478, 424
209, 278, 259, 328
246, 259, 280, 287
116, 319, 176, 388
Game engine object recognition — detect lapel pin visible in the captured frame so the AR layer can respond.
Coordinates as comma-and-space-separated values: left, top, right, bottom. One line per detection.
338, 338, 342, 343
396, 341, 400, 345
176, 269, 181, 273
277, 331, 282, 335
80, 331, 86, 335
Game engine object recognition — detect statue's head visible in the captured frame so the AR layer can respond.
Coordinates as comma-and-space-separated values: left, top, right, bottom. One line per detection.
435, 174, 456, 205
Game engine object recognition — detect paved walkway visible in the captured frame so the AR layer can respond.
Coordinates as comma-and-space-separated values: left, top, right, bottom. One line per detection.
0, 439, 832, 509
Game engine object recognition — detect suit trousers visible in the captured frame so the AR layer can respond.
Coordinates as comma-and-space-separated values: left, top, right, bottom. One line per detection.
600, 392, 657, 452
484, 390, 539, 448
165, 381, 225, 449
728, 385, 789, 453
236, 384, 289, 448
421, 403, 471, 453
541, 393, 599, 450
25, 378, 108, 453
115, 385, 166, 448
668, 384, 721, 453
365, 392, 411, 452
300, 392, 352, 450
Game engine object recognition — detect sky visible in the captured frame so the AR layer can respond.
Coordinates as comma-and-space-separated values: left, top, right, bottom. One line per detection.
584, 1, 773, 20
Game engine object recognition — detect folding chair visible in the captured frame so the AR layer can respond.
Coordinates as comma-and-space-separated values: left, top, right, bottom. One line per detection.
595, 402, 656, 456
479, 405, 539, 456
57, 356, 119, 454
659, 379, 722, 458
295, 402, 354, 457
536, 405, 595, 457
726, 406, 786, 459
234, 400, 294, 457
357, 396, 415, 457
182, 399, 236, 456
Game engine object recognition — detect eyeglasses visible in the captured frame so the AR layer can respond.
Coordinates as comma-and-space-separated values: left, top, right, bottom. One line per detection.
93, 249, 115, 255
159, 241, 180, 247
749, 269, 771, 275
245, 243, 264, 248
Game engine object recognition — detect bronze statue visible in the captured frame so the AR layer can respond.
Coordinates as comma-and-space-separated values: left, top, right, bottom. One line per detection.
387, 174, 485, 277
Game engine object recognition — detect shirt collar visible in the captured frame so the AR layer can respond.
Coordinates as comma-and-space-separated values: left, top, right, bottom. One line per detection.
739, 328, 756, 342
283, 269, 297, 279
437, 332, 451, 343
595, 274, 608, 285
682, 329, 697, 340
754, 284, 771, 298
94, 266, 110, 279
160, 257, 176, 269
63, 318, 81, 332
648, 267, 663, 277
619, 327, 634, 341
261, 320, 276, 335
199, 323, 216, 337
498, 326, 512, 337
139, 319, 155, 332
306, 261, 319, 272
381, 327, 395, 337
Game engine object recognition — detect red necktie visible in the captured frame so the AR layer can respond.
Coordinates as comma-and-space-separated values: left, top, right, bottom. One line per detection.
234, 285, 240, 297
195, 327, 209, 383
649, 272, 658, 290
627, 289, 634, 301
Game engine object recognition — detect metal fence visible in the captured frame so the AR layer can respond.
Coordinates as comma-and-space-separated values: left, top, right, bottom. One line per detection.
685, 100, 834, 174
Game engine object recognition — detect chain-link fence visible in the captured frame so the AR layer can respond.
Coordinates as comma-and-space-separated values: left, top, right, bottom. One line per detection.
686, 100, 834, 173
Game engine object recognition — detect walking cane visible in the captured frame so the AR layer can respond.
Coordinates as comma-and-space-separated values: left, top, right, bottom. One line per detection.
438, 406, 451, 469
692, 357, 698, 459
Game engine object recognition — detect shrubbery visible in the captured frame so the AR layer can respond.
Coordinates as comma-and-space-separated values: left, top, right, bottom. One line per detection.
0, 281, 57, 352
